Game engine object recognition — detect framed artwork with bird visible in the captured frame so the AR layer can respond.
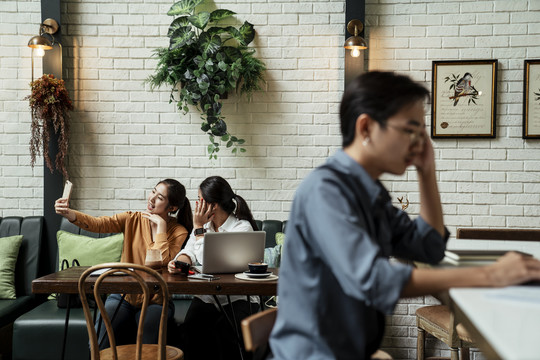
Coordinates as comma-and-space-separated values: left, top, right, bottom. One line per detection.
523, 59, 540, 139
431, 59, 497, 138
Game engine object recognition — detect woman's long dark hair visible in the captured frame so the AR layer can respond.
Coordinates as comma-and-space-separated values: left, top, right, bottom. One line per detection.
158, 179, 193, 234
199, 176, 258, 230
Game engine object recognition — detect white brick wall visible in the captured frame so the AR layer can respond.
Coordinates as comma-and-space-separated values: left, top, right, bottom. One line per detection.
2, 0, 540, 358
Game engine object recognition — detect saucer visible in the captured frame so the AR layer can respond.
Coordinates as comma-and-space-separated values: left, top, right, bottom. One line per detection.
243, 271, 272, 278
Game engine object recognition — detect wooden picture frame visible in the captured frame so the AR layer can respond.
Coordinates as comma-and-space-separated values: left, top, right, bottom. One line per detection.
431, 60, 497, 138
523, 59, 540, 138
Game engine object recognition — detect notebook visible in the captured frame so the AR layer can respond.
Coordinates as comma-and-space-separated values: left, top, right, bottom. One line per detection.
193, 231, 266, 274
442, 249, 533, 266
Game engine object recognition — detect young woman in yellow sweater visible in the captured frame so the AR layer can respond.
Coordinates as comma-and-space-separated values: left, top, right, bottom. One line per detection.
55, 178, 193, 349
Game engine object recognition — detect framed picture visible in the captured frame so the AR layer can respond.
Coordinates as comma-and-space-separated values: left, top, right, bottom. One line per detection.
431, 60, 497, 138
523, 59, 540, 138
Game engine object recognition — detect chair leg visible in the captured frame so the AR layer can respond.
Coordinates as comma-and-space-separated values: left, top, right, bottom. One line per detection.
450, 347, 459, 360
460, 347, 470, 360
417, 328, 425, 360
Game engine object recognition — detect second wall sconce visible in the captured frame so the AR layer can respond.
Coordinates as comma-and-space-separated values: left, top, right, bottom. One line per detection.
28, 18, 59, 80
344, 19, 367, 58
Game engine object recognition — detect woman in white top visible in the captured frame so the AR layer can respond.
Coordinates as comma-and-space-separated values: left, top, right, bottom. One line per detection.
168, 176, 258, 360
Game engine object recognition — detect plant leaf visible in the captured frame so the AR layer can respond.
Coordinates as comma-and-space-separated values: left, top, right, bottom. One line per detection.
218, 61, 228, 71
169, 26, 195, 50
167, 0, 204, 16
240, 148, 246, 153
198, 33, 221, 56
201, 122, 210, 132
210, 9, 236, 22
197, 73, 210, 85
225, 26, 243, 44
206, 27, 229, 37
188, 11, 211, 30
221, 134, 230, 141
222, 46, 242, 60
167, 17, 190, 37
238, 21, 255, 46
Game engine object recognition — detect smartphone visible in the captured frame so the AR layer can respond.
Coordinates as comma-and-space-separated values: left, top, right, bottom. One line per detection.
62, 180, 73, 200
188, 274, 220, 281
174, 260, 191, 275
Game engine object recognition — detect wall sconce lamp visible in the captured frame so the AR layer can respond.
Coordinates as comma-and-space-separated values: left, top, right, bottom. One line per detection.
344, 19, 367, 58
28, 18, 59, 81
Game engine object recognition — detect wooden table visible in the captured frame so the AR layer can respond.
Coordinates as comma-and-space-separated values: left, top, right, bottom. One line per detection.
450, 286, 540, 360
33, 266, 278, 360
32, 266, 279, 296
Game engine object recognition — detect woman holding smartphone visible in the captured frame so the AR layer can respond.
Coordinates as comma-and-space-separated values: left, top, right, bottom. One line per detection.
167, 175, 258, 360
55, 178, 193, 349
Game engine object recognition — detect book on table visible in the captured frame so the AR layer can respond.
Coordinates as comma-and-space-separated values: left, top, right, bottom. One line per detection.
442, 249, 533, 266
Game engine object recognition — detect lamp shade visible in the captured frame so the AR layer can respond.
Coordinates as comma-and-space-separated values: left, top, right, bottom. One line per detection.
344, 19, 367, 57
344, 35, 367, 51
28, 35, 53, 50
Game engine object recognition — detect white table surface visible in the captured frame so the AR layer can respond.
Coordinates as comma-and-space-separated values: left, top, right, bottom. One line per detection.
449, 286, 540, 360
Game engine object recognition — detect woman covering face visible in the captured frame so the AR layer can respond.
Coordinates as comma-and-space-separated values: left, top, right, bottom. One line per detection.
168, 176, 258, 360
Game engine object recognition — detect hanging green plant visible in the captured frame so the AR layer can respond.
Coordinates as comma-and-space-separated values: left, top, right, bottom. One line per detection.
26, 74, 73, 178
146, 0, 266, 159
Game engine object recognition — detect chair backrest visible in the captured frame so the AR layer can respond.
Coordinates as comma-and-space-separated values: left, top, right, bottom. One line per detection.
241, 308, 277, 352
457, 228, 540, 241
78, 263, 170, 360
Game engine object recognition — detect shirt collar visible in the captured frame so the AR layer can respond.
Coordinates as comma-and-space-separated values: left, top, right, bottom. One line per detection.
331, 150, 388, 206
204, 213, 238, 232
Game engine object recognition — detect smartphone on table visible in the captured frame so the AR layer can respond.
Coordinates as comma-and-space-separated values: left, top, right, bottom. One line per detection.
188, 273, 220, 281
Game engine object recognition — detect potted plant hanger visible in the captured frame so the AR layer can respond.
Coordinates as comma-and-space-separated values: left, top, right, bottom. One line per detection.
147, 0, 266, 159
26, 74, 73, 178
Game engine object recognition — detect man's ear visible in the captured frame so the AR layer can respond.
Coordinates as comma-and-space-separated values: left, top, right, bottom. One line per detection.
355, 113, 373, 141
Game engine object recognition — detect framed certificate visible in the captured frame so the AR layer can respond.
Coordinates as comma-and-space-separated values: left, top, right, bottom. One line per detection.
523, 59, 540, 138
431, 60, 498, 138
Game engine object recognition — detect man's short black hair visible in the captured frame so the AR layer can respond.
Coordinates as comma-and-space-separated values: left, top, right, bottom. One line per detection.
340, 71, 430, 147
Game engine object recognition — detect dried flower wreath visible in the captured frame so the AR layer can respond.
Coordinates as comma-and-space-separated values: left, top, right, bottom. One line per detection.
26, 74, 72, 178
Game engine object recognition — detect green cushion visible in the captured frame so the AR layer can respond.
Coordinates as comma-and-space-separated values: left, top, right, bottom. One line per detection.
275, 232, 285, 245
0, 235, 23, 299
57, 230, 124, 269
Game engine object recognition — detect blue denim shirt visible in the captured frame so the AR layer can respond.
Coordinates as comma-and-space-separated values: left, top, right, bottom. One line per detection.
269, 150, 448, 360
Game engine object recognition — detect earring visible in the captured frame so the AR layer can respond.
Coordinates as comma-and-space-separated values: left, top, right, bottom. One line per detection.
362, 137, 370, 147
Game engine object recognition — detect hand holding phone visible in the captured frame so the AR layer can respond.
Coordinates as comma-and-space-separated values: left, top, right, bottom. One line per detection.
174, 260, 191, 275
62, 180, 73, 201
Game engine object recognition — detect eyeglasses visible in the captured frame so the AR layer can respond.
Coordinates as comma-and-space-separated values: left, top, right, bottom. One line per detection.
386, 124, 426, 145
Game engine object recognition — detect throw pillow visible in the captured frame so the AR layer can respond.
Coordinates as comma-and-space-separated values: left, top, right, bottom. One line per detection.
264, 232, 285, 268
56, 230, 124, 270
0, 235, 23, 299
275, 232, 285, 246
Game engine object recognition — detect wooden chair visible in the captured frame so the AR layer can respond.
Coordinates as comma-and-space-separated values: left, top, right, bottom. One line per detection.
78, 263, 184, 360
416, 227, 540, 360
416, 305, 474, 360
241, 307, 277, 354
241, 308, 392, 359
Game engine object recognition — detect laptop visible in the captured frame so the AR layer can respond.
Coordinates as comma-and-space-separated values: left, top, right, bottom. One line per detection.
193, 231, 266, 274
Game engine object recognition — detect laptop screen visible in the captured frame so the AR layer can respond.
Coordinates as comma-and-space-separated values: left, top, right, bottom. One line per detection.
198, 231, 266, 274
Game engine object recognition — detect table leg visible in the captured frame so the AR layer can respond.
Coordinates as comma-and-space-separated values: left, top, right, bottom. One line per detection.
60, 295, 72, 360
212, 295, 245, 360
